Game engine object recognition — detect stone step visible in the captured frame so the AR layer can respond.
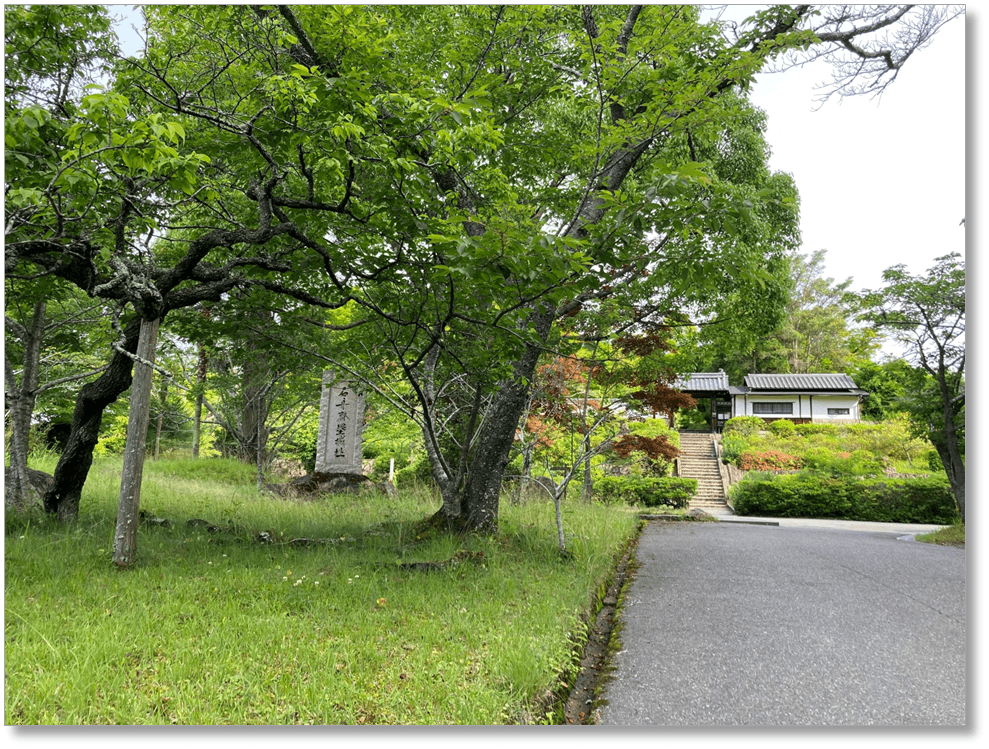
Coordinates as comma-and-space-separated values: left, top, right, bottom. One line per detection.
677, 431, 726, 505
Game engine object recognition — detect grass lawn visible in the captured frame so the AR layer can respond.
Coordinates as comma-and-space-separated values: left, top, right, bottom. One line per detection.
915, 523, 965, 547
5, 454, 641, 725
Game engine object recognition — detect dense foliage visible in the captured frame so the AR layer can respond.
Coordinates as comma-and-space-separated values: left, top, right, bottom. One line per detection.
720, 415, 959, 523
720, 417, 935, 475
857, 254, 966, 520
729, 473, 959, 524
722, 416, 764, 439
689, 249, 878, 380
5, 3, 964, 537
594, 476, 696, 510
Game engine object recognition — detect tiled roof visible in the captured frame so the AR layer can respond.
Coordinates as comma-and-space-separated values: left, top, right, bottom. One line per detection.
675, 371, 730, 392
744, 373, 861, 391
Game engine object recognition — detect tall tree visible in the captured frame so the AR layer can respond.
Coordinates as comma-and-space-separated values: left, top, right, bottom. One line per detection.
696, 249, 878, 379
849, 358, 915, 422
6, 4, 962, 534
133, 4, 961, 533
5, 5, 319, 520
858, 253, 965, 521
4, 281, 109, 510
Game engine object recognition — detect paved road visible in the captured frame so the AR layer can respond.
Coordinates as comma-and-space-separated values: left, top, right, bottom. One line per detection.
597, 520, 966, 726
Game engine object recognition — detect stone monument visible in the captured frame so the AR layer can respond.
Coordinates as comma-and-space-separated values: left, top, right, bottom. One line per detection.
315, 371, 365, 475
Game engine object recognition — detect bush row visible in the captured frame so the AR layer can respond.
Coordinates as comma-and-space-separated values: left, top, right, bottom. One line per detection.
728, 473, 960, 524
594, 476, 697, 509
736, 450, 802, 471
722, 415, 764, 438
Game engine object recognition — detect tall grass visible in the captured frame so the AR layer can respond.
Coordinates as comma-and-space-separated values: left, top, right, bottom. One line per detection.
5, 454, 640, 724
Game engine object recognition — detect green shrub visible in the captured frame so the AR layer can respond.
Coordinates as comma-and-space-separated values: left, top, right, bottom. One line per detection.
676, 408, 709, 431
369, 450, 412, 480
723, 416, 764, 439
722, 418, 938, 478
628, 418, 677, 441
720, 435, 748, 465
92, 409, 130, 456
794, 421, 866, 437
729, 473, 960, 523
768, 419, 796, 437
362, 406, 420, 460
737, 450, 801, 471
847, 449, 883, 475
393, 450, 434, 489
595, 476, 696, 509
798, 447, 882, 476
612, 420, 679, 477
283, 410, 320, 472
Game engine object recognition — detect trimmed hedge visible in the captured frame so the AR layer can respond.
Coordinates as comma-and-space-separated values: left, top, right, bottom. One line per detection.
728, 473, 960, 524
723, 416, 764, 439
794, 421, 884, 437
768, 419, 796, 437
595, 476, 697, 509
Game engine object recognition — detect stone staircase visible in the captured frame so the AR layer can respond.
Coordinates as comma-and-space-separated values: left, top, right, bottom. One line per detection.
677, 431, 732, 515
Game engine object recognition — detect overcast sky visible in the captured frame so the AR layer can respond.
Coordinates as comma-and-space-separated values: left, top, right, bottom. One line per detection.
732, 6, 967, 296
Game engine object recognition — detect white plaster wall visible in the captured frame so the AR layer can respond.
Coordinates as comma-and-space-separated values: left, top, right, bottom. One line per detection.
733, 395, 798, 419
809, 395, 860, 420
732, 394, 860, 421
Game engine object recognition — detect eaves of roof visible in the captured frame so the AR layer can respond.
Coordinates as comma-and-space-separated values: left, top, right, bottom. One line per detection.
732, 388, 869, 397
744, 373, 861, 390
675, 371, 730, 392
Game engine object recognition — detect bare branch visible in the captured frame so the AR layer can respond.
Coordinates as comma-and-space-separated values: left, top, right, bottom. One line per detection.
770, 5, 963, 102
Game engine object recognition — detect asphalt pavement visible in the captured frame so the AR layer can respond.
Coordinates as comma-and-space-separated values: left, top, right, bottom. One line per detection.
596, 519, 966, 726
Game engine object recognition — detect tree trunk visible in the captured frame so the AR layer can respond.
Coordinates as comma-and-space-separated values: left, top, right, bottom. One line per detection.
938, 394, 965, 523
192, 394, 203, 458
240, 339, 271, 466
192, 343, 207, 458
192, 309, 211, 458
5, 300, 45, 511
553, 487, 566, 553
452, 307, 556, 532
5, 388, 36, 511
514, 438, 534, 504
113, 317, 160, 568
43, 317, 143, 522
582, 458, 593, 503
255, 407, 264, 491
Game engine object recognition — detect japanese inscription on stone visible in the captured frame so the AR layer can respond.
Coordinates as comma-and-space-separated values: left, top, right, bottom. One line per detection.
315, 371, 365, 474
